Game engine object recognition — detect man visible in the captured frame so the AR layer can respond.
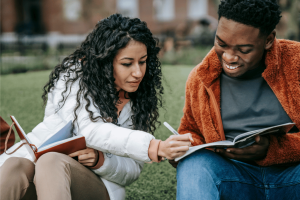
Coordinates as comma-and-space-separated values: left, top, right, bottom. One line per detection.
172, 0, 300, 199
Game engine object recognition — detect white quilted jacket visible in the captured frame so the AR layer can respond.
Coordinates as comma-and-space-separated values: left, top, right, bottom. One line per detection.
0, 69, 155, 200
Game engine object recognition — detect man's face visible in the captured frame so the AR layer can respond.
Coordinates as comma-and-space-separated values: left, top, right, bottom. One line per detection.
214, 17, 267, 77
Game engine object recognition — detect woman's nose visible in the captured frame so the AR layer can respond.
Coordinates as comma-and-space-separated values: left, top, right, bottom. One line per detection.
132, 64, 143, 78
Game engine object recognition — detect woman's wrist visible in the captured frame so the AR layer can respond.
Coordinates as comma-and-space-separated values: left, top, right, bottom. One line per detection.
157, 140, 167, 158
148, 139, 162, 162
89, 151, 105, 169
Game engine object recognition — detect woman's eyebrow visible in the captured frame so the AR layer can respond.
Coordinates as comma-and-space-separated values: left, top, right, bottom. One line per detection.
120, 54, 147, 61
120, 57, 134, 61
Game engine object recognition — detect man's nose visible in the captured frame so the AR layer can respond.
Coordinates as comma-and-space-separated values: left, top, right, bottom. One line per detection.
222, 51, 238, 63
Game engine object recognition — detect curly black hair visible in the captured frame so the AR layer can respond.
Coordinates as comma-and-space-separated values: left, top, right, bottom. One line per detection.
42, 14, 163, 134
218, 0, 282, 35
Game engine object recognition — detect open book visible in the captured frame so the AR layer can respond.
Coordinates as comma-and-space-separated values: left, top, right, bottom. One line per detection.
10, 116, 86, 162
175, 122, 295, 161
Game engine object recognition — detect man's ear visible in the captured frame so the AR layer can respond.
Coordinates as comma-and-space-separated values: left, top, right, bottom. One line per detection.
265, 30, 276, 50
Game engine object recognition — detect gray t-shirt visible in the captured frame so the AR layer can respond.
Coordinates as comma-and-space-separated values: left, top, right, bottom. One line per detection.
221, 66, 292, 142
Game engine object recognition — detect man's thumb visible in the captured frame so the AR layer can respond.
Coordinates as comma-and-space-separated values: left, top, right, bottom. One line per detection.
255, 135, 261, 143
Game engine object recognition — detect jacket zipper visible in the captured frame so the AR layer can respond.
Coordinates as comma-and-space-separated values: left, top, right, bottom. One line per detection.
205, 86, 226, 140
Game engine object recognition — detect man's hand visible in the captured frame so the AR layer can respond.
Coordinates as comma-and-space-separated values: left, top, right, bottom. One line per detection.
69, 147, 99, 167
215, 135, 269, 162
158, 133, 193, 160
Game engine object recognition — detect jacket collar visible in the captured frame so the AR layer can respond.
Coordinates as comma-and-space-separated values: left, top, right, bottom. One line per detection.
197, 38, 281, 88
197, 47, 222, 88
262, 38, 281, 83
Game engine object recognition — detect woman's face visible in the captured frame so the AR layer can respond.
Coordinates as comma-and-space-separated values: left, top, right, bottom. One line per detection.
113, 40, 147, 93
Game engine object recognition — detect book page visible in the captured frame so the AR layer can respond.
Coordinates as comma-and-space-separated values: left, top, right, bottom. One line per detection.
38, 135, 84, 152
233, 123, 295, 148
38, 121, 73, 149
175, 140, 234, 161
174, 123, 295, 161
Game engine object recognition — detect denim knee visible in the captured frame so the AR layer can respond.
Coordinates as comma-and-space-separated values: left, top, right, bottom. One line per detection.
176, 149, 222, 200
178, 149, 224, 172
177, 149, 239, 184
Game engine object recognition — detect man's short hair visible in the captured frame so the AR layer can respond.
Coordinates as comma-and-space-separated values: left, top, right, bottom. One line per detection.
218, 0, 282, 36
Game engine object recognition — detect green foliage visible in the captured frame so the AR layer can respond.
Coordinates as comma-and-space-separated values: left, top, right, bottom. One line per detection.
0, 56, 59, 75
0, 65, 194, 199
0, 46, 76, 75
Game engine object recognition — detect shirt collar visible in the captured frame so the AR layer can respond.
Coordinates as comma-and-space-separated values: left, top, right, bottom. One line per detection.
117, 101, 132, 125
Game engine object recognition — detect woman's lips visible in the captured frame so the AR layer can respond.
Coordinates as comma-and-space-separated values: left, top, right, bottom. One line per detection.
128, 80, 141, 86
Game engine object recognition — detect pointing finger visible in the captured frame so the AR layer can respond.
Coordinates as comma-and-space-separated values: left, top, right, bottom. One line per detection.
69, 151, 80, 157
255, 135, 261, 143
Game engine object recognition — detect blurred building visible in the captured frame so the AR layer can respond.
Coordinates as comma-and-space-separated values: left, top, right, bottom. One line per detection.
1, 0, 219, 48
276, 0, 300, 41
1, 0, 298, 50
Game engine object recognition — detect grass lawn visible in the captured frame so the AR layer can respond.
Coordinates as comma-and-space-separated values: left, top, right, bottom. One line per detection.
0, 65, 194, 199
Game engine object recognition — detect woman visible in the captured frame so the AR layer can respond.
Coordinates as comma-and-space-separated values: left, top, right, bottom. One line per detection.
0, 14, 192, 200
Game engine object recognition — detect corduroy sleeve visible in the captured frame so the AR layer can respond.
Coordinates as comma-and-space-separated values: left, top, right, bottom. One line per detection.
178, 78, 205, 146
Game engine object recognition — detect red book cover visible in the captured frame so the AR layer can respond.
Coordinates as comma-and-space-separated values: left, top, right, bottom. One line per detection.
10, 116, 86, 162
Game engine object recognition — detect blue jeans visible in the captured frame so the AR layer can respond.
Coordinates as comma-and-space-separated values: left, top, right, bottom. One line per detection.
177, 149, 300, 200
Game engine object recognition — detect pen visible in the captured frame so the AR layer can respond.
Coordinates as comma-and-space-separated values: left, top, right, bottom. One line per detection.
163, 122, 179, 135
163, 122, 194, 162
164, 122, 194, 143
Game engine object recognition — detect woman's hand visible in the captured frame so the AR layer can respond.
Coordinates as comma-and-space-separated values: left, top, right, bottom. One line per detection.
68, 148, 99, 167
215, 135, 269, 162
158, 133, 194, 160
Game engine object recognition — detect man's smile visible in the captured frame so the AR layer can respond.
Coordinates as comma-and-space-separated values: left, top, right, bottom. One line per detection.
222, 60, 242, 71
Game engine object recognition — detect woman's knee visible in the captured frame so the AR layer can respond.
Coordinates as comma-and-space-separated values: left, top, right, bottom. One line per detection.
1, 157, 34, 176
35, 152, 67, 170
0, 157, 35, 185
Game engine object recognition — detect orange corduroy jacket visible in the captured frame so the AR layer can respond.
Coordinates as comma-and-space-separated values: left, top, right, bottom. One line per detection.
178, 38, 300, 166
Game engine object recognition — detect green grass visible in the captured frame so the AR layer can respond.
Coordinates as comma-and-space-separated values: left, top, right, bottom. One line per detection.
160, 46, 211, 66
0, 65, 194, 199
